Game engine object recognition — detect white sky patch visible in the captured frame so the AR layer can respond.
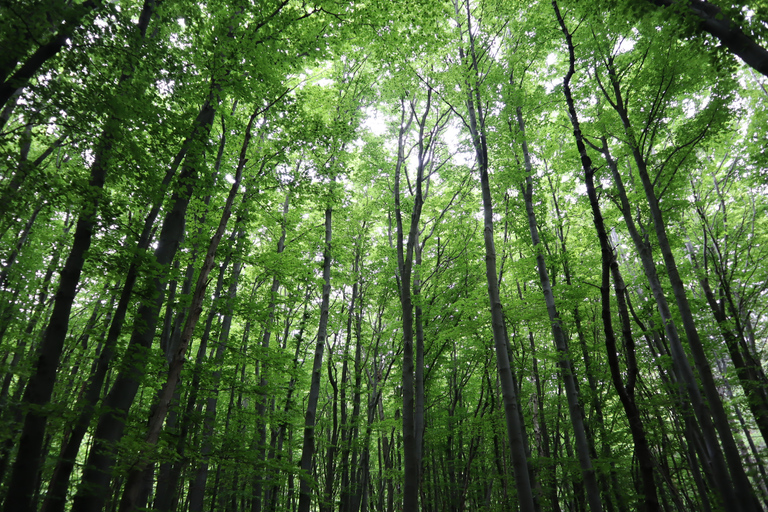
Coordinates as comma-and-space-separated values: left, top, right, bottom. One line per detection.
444, 120, 474, 167
362, 107, 388, 136
544, 78, 559, 94
546, 53, 557, 67
544, 53, 560, 93
614, 37, 635, 55
682, 94, 711, 118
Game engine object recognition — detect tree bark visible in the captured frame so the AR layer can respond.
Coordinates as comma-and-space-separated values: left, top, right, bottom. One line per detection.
553, 5, 662, 510
0, 0, 105, 116
646, 0, 768, 77
117, 103, 249, 512
517, 107, 603, 512
453, 1, 538, 509
297, 196, 333, 512
71, 92, 216, 512
2, 4, 157, 509
600, 53, 762, 512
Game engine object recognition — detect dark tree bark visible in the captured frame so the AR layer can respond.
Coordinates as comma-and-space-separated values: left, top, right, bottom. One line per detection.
71, 91, 216, 512
0, 0, 107, 123
516, 104, 602, 512
1, 4, 158, 509
391, 115, 418, 512
596, 50, 762, 511
117, 102, 250, 512
595, 132, 742, 511
186, 230, 245, 512
253, 189, 291, 512
297, 193, 333, 512
554, 7, 662, 509
645, 0, 768, 77
452, 1, 538, 509
544, 172, 626, 512
40, 107, 190, 512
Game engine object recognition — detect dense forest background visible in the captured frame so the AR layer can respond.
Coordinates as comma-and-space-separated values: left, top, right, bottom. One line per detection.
1, 0, 768, 511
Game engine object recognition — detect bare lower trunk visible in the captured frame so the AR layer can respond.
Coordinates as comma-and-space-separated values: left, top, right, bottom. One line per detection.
601, 53, 761, 511
553, 7, 661, 509
71, 92, 217, 512
297, 201, 333, 512
517, 106, 602, 512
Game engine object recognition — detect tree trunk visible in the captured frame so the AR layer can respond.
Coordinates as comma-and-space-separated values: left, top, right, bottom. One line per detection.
553, 6, 662, 509
596, 133, 741, 511
392, 94, 421, 512
186, 245, 244, 512
253, 190, 291, 512
117, 103, 249, 512
602, 54, 761, 512
71, 91, 216, 512
0, 0, 105, 117
453, 2, 538, 509
645, 0, 768, 78
297, 197, 333, 512
516, 105, 602, 512
2, 4, 158, 509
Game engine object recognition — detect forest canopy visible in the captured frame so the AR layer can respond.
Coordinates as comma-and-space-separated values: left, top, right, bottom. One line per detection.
1, 0, 768, 512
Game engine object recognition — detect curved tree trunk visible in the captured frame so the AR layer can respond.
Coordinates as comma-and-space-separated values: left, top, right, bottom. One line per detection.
553, 6, 661, 510
646, 0, 768, 77
601, 53, 762, 512
2, 4, 157, 509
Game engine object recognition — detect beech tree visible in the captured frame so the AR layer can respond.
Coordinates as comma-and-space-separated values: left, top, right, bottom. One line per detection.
0, 0, 767, 511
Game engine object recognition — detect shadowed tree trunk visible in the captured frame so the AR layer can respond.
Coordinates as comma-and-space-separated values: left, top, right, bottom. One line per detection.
117, 102, 253, 512
453, 1, 538, 509
598, 49, 762, 512
554, 7, 662, 509
297, 187, 333, 512
1, 4, 158, 510
71, 88, 217, 512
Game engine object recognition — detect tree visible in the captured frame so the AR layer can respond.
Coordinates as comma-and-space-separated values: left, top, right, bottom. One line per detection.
1, 1, 767, 511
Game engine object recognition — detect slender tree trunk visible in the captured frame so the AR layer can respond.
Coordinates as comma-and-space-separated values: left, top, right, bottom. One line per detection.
452, 3, 538, 509
1, 4, 158, 509
553, 7, 662, 509
323, 335, 340, 512
187, 247, 244, 512
602, 54, 761, 511
117, 104, 249, 512
686, 240, 768, 444
297, 197, 333, 512
508, 76, 601, 508
392, 95, 421, 512
596, 134, 740, 511
253, 190, 291, 512
339, 248, 363, 512
0, 200, 42, 290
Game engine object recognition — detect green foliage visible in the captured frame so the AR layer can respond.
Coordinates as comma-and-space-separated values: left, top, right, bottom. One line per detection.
0, 0, 766, 510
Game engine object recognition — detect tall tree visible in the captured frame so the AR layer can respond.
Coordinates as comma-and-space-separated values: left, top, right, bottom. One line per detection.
1, 3, 157, 509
